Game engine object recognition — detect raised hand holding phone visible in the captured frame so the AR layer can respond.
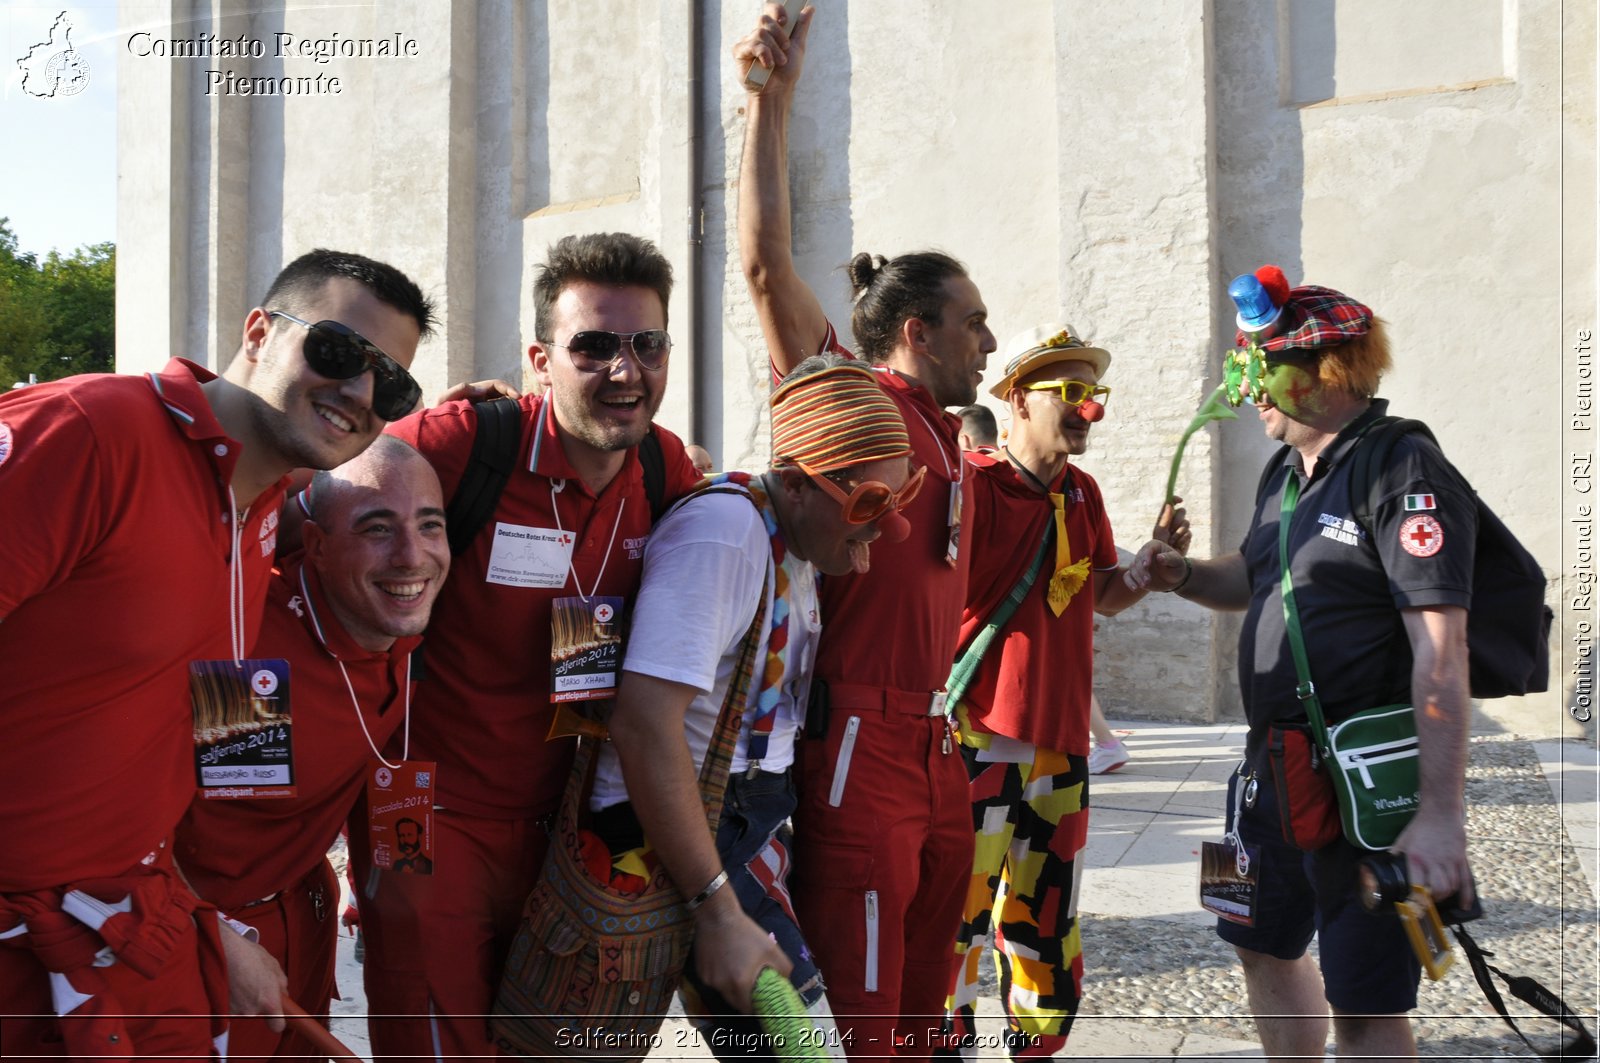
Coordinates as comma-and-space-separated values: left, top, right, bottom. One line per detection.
740, 3, 814, 91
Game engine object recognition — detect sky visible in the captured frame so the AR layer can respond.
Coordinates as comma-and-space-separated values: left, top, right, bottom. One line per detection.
1, 2, 119, 258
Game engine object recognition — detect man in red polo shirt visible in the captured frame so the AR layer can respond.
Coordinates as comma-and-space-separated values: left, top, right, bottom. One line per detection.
945, 324, 1180, 1059
365, 232, 702, 1058
0, 249, 433, 1059
736, 9, 997, 1055
176, 436, 448, 1060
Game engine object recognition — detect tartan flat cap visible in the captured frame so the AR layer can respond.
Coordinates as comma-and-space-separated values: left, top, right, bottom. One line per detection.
1235, 284, 1372, 354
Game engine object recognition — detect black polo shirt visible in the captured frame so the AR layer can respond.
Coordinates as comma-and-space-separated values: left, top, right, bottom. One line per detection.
1237, 400, 1476, 759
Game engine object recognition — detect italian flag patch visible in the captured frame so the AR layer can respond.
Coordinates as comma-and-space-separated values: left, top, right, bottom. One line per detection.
1404, 494, 1436, 511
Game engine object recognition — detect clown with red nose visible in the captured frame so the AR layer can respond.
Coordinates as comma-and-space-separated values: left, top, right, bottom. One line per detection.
989, 322, 1112, 437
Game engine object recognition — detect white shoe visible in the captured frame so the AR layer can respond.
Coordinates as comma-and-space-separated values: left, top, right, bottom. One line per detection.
1089, 738, 1128, 775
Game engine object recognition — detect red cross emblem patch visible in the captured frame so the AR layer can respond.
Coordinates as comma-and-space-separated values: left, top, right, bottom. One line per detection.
1400, 514, 1444, 557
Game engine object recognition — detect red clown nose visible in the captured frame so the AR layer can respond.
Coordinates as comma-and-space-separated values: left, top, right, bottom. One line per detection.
1079, 400, 1105, 423
878, 508, 911, 543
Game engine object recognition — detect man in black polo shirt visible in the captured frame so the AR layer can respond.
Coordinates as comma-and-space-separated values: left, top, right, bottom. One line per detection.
1128, 275, 1475, 1061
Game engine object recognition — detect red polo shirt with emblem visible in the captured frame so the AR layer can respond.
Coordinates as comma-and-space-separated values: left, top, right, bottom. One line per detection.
959, 453, 1117, 754
386, 395, 700, 820
175, 557, 420, 908
0, 360, 285, 891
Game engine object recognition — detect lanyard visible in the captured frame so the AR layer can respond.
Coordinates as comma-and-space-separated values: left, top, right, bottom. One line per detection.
531, 396, 628, 602
1005, 447, 1053, 494
907, 401, 962, 485
874, 367, 963, 485
299, 566, 411, 769
549, 484, 626, 602
147, 372, 249, 664
227, 488, 248, 664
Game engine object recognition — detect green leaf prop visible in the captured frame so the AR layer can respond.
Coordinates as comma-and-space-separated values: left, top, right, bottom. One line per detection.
1164, 384, 1239, 504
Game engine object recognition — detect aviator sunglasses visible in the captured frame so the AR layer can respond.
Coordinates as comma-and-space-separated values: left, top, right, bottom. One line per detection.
794, 460, 927, 525
268, 311, 422, 422
545, 329, 673, 374
1025, 379, 1112, 408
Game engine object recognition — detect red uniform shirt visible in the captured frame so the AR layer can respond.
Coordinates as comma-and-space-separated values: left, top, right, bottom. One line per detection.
959, 454, 1117, 753
386, 395, 700, 819
0, 360, 284, 891
176, 558, 420, 909
776, 329, 973, 701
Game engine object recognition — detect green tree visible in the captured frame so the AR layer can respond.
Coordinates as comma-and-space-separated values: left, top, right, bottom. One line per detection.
41, 241, 115, 377
0, 218, 52, 387
0, 218, 115, 386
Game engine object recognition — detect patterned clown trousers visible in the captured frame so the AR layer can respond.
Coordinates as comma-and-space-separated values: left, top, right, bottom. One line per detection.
941, 743, 1088, 1060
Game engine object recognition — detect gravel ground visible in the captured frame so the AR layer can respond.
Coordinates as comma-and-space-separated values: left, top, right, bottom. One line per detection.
328, 734, 1595, 1060
966, 734, 1600, 1058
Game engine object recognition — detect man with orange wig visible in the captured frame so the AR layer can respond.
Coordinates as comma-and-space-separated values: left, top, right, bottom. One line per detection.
1129, 270, 1476, 1061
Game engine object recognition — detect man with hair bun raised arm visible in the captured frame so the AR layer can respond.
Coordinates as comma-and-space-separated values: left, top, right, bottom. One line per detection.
736, 6, 997, 1055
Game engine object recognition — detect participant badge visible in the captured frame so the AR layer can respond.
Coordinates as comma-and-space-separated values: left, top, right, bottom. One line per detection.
547, 595, 628, 740
1199, 839, 1259, 927
191, 657, 295, 799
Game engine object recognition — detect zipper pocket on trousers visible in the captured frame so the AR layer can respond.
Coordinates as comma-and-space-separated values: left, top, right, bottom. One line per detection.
864, 889, 880, 993
828, 715, 862, 808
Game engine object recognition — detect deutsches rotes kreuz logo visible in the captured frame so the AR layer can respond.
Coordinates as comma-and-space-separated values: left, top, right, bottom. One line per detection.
17, 11, 91, 99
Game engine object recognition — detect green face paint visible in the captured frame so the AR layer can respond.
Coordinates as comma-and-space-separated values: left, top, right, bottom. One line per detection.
1259, 361, 1321, 416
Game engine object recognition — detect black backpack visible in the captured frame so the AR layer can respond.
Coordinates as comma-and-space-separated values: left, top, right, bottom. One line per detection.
1256, 415, 1552, 700
445, 396, 668, 557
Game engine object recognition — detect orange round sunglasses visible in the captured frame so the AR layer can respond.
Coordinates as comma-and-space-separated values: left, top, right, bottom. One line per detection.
793, 460, 927, 524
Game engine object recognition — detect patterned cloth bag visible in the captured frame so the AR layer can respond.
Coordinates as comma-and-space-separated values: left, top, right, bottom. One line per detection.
493, 497, 771, 1060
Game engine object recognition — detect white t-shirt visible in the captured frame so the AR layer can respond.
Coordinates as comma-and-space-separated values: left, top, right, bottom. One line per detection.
590, 486, 820, 811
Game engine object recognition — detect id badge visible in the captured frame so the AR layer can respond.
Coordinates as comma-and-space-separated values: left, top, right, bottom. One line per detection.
366, 759, 436, 875
550, 595, 626, 703
1199, 839, 1259, 926
485, 522, 574, 588
945, 482, 963, 566
547, 595, 627, 740
191, 657, 296, 799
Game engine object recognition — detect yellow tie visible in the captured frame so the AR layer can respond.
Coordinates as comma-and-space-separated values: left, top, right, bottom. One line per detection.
1046, 491, 1090, 616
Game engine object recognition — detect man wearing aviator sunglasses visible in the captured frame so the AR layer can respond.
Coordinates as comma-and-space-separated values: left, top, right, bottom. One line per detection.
368, 232, 706, 1059
946, 322, 1187, 1057
0, 248, 434, 1056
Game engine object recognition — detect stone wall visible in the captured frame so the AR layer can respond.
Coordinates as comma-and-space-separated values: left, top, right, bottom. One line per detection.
117, 0, 1594, 731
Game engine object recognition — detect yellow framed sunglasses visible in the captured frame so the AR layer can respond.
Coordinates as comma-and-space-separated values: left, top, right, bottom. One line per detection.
1026, 379, 1111, 408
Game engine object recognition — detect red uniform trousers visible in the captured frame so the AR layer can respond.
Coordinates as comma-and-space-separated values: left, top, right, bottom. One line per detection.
792, 694, 973, 1061
352, 807, 547, 1061
221, 860, 340, 1061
